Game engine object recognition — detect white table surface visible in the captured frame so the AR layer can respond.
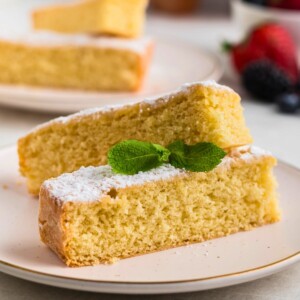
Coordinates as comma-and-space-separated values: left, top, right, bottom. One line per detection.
0, 10, 300, 300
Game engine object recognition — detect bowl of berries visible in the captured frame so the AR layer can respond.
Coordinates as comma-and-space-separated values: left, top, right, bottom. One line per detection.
223, 22, 300, 114
232, 0, 300, 44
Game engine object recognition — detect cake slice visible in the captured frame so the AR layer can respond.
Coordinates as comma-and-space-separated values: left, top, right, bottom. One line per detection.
18, 81, 253, 195
39, 146, 280, 267
32, 0, 148, 38
0, 33, 153, 91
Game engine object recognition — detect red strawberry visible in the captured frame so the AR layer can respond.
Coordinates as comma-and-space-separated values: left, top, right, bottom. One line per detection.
267, 0, 300, 10
224, 23, 299, 82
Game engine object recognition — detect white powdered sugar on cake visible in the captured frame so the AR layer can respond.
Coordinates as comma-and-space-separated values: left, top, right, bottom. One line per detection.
0, 30, 152, 53
250, 145, 272, 156
29, 81, 234, 133
220, 145, 272, 169
44, 164, 184, 203
182, 80, 234, 93
44, 145, 272, 204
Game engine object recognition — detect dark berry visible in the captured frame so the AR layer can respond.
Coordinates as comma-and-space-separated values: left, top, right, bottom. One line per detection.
296, 78, 300, 93
276, 93, 300, 114
242, 60, 293, 102
243, 0, 267, 6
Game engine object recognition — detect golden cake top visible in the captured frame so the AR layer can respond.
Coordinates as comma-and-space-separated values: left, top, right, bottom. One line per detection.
30, 80, 236, 134
43, 145, 272, 204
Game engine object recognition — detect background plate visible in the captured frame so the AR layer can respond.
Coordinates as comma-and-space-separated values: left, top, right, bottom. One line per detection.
0, 1, 223, 114
0, 38, 222, 114
0, 146, 300, 294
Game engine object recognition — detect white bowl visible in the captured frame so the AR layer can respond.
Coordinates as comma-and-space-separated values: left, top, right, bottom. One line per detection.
231, 0, 300, 45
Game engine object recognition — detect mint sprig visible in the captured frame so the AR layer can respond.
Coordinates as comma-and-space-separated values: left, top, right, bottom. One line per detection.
167, 140, 226, 172
108, 140, 226, 175
108, 140, 170, 175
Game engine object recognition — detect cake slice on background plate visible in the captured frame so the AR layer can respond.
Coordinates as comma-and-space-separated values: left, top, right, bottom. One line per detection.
39, 145, 279, 267
32, 0, 148, 38
0, 33, 153, 91
18, 81, 253, 195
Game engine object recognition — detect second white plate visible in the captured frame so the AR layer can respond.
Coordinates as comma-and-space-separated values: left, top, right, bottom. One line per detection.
0, 38, 223, 114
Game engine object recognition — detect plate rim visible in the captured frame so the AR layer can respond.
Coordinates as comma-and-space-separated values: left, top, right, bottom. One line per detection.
1, 145, 300, 293
1, 250, 300, 285
1, 249, 300, 294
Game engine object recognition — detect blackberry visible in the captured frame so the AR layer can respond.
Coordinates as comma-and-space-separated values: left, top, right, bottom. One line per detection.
242, 60, 293, 102
276, 93, 300, 114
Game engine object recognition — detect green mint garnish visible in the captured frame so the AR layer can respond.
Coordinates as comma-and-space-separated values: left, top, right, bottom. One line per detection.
108, 140, 226, 175
108, 140, 170, 175
168, 140, 226, 172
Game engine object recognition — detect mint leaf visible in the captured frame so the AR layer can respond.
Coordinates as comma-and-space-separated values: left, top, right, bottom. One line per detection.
108, 139, 226, 175
108, 140, 170, 175
168, 141, 226, 172
152, 144, 171, 162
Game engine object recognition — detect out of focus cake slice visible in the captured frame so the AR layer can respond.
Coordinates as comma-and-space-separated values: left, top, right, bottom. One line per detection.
39, 145, 280, 267
18, 81, 253, 195
0, 33, 153, 91
33, 0, 148, 38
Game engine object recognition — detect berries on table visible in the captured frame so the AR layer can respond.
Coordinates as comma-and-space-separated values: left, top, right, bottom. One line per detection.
223, 23, 299, 83
242, 60, 293, 102
224, 21, 299, 115
276, 93, 300, 114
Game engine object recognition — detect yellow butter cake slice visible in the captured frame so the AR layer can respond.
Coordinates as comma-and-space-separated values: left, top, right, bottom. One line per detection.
18, 81, 253, 195
33, 0, 148, 38
0, 33, 153, 91
39, 146, 280, 267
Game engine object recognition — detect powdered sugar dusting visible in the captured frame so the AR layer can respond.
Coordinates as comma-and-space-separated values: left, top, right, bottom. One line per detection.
44, 145, 273, 204
29, 80, 234, 133
250, 145, 272, 156
220, 145, 272, 169
182, 80, 234, 92
0, 30, 152, 53
44, 164, 184, 203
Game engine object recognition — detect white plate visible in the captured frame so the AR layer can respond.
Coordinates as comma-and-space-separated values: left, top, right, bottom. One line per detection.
0, 39, 223, 114
0, 146, 300, 294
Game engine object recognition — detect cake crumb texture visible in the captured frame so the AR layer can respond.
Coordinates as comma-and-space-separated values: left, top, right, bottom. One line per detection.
18, 81, 253, 195
0, 36, 153, 91
39, 152, 279, 266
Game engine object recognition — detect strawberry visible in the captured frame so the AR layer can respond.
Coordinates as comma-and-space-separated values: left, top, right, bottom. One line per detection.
223, 23, 299, 82
267, 0, 300, 10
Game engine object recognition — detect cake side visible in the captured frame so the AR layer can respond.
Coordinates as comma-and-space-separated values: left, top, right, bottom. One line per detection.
39, 187, 67, 263
95, 0, 148, 37
33, 0, 100, 35
18, 81, 253, 195
39, 147, 279, 266
134, 38, 154, 91
185, 82, 251, 149
0, 36, 153, 92
32, 0, 148, 37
